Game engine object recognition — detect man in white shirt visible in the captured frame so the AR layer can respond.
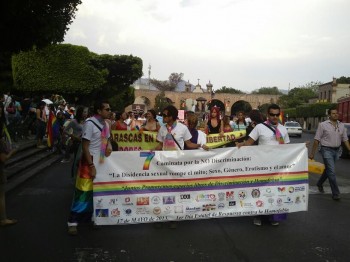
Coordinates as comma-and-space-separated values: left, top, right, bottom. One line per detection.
237, 104, 290, 226
67, 100, 112, 235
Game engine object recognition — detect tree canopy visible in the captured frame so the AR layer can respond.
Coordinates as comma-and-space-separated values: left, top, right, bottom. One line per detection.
215, 86, 245, 94
12, 44, 106, 94
1, 0, 81, 54
278, 87, 318, 108
0, 0, 82, 91
251, 86, 283, 95
337, 76, 350, 84
150, 72, 184, 91
12, 44, 143, 108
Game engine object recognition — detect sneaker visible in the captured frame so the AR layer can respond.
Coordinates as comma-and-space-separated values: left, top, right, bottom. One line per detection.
270, 221, 279, 226
253, 218, 262, 226
61, 159, 71, 163
317, 185, 324, 193
332, 195, 340, 201
37, 145, 46, 149
68, 226, 78, 236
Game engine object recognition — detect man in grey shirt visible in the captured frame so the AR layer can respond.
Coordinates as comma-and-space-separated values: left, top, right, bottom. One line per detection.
309, 108, 350, 200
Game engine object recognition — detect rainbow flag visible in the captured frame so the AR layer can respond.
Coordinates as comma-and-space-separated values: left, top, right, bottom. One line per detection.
279, 110, 284, 124
47, 111, 60, 147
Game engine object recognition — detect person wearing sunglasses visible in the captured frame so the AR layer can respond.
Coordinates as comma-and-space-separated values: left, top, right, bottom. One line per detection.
67, 100, 112, 235
309, 108, 350, 201
155, 105, 202, 151
236, 104, 290, 226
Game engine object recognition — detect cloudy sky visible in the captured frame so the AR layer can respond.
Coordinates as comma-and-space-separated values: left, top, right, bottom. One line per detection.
64, 0, 350, 92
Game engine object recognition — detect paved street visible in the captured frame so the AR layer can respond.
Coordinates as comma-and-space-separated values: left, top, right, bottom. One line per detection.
1, 133, 349, 262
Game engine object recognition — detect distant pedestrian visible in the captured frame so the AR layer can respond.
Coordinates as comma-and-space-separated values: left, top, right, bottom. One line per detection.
309, 108, 350, 200
36, 101, 47, 148
67, 100, 112, 235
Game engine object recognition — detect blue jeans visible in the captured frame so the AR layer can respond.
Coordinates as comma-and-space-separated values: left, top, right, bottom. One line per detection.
317, 146, 340, 196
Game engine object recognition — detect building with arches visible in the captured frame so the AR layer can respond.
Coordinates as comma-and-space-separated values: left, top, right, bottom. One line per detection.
128, 78, 281, 116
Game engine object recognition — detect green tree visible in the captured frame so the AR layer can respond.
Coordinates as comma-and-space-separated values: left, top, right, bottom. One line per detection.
12, 44, 106, 95
154, 91, 172, 113
278, 87, 318, 108
337, 76, 350, 84
0, 0, 82, 90
251, 86, 283, 95
90, 53, 143, 109
150, 72, 183, 91
12, 44, 143, 109
215, 86, 245, 94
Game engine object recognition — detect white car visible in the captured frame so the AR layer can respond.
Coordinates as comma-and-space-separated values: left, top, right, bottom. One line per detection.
284, 121, 302, 137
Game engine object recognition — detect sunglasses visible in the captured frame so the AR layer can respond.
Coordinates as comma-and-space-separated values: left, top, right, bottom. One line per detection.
269, 113, 280, 117
162, 113, 170, 117
103, 108, 111, 112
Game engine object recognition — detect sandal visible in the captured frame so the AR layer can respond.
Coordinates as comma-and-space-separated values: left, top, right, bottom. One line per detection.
0, 219, 18, 226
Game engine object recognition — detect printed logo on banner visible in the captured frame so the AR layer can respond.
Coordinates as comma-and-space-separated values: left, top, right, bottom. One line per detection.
218, 192, 225, 201
137, 197, 150, 205
294, 186, 306, 192
295, 195, 306, 204
185, 206, 201, 213
123, 197, 133, 206
284, 197, 293, 204
228, 201, 236, 207
268, 198, 274, 205
256, 200, 264, 207
151, 196, 161, 204
163, 196, 176, 204
96, 199, 103, 208
251, 189, 260, 198
276, 198, 283, 206
163, 206, 172, 214
263, 188, 275, 197
226, 191, 234, 200
174, 206, 184, 213
109, 199, 118, 205
153, 207, 161, 215
278, 187, 286, 193
196, 193, 216, 202
277, 187, 287, 196
238, 190, 247, 200
288, 187, 295, 193
111, 208, 121, 217
240, 201, 254, 208
136, 207, 151, 215
202, 204, 216, 211
218, 203, 225, 209
95, 209, 109, 217
178, 194, 191, 203
124, 208, 132, 215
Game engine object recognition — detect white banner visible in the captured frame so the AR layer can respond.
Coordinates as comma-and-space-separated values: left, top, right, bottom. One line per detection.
93, 144, 308, 225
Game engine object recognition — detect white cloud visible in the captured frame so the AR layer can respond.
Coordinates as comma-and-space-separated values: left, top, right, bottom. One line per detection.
65, 0, 350, 91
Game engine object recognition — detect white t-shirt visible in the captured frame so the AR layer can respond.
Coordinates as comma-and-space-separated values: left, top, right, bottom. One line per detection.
82, 116, 110, 156
249, 123, 290, 145
157, 122, 192, 150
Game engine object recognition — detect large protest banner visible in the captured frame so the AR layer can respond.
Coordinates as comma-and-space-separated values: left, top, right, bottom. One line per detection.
93, 144, 308, 225
111, 130, 246, 151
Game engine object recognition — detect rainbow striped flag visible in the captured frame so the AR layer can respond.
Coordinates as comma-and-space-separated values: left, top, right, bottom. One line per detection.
47, 111, 60, 147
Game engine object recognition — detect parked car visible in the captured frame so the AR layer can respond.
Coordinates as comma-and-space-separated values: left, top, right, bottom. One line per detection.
284, 121, 302, 137
340, 123, 350, 159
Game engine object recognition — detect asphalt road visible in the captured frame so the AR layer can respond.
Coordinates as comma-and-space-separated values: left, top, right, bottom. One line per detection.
1, 132, 349, 262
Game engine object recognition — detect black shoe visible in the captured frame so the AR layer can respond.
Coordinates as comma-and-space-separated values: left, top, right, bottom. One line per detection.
317, 185, 324, 193
332, 195, 340, 200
